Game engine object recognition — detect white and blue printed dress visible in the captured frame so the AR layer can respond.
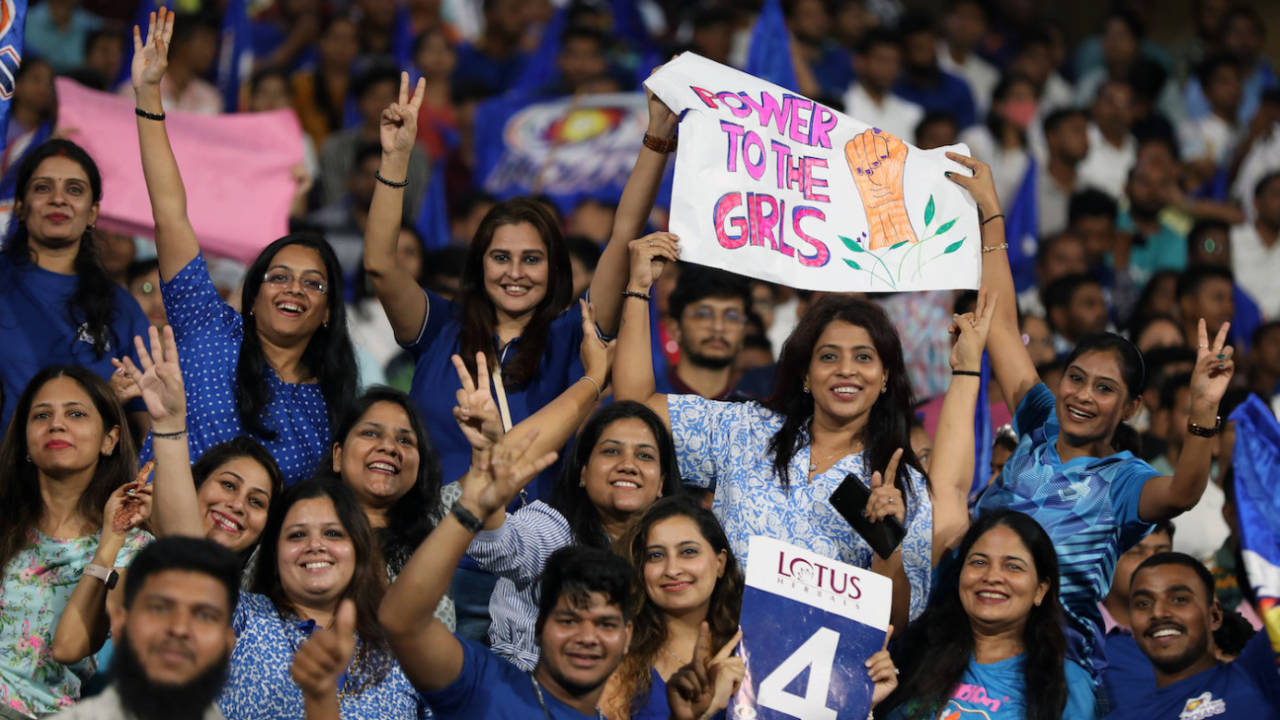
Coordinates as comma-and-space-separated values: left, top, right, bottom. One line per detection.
668, 395, 934, 620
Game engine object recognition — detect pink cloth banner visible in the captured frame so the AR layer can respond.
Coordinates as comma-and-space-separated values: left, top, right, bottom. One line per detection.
55, 77, 303, 263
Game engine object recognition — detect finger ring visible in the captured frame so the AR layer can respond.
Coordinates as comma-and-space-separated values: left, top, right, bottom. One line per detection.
894, 667, 900, 676
649, 240, 654, 247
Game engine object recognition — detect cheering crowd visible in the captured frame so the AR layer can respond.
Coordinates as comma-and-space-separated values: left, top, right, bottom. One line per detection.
2, 0, 1280, 718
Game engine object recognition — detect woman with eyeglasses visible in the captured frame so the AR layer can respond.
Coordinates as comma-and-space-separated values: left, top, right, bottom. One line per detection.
131, 9, 356, 486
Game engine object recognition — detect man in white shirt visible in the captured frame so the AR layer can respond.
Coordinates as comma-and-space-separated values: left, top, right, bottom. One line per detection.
937, 0, 998, 114
1078, 79, 1138, 200
1179, 55, 1243, 179
51, 538, 239, 720
1230, 171, 1280, 319
1037, 108, 1090, 235
842, 30, 923, 143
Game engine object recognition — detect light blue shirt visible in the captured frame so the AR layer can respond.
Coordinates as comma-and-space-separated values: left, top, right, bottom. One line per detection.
667, 395, 934, 620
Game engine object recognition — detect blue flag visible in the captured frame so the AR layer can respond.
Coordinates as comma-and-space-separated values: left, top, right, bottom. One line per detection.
1004, 156, 1039, 293
1228, 395, 1280, 660
745, 0, 798, 93
0, 0, 27, 148
216, 0, 254, 112
970, 353, 992, 499
392, 1, 414, 72
510, 6, 568, 100
415, 126, 457, 250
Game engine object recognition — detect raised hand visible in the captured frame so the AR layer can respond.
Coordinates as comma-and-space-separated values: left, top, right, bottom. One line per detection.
118, 326, 185, 432
105, 477, 153, 538
1190, 319, 1235, 408
109, 359, 142, 405
579, 298, 615, 390
380, 71, 426, 158
949, 287, 997, 373
626, 232, 679, 293
131, 7, 173, 90
944, 152, 1002, 220
866, 448, 905, 525
704, 630, 745, 718
845, 128, 914, 250
866, 625, 898, 707
666, 622, 716, 720
460, 429, 558, 520
451, 351, 502, 451
291, 599, 357, 701
645, 85, 678, 140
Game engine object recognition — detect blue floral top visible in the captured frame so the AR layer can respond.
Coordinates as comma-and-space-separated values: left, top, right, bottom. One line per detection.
668, 395, 933, 620
218, 592, 430, 719
141, 254, 330, 487
0, 529, 151, 716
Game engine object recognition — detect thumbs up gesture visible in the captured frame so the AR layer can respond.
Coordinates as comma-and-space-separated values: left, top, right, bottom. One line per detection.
291, 600, 358, 703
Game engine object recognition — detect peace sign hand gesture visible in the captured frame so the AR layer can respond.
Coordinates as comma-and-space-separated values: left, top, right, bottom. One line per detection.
381, 72, 426, 159
131, 7, 173, 90
1190, 318, 1235, 410
451, 352, 503, 451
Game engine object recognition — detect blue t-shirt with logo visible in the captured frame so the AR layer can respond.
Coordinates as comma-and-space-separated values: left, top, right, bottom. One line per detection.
1103, 629, 1280, 720
973, 383, 1159, 675
887, 653, 1096, 720
424, 637, 600, 719
0, 254, 148, 432
1102, 630, 1156, 711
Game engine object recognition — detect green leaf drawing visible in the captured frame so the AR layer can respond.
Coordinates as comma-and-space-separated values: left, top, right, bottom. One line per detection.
935, 218, 958, 235
889, 240, 910, 251
844, 258, 862, 270
942, 238, 965, 254
924, 195, 935, 226
840, 235, 865, 253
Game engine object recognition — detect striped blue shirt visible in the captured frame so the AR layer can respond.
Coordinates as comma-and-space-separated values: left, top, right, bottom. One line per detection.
973, 383, 1157, 675
467, 501, 573, 671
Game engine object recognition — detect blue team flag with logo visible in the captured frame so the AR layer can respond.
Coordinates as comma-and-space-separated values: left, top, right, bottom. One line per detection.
0, 0, 29, 147
970, 354, 992, 499
1004, 156, 1038, 293
1228, 395, 1280, 664
217, 0, 254, 112
745, 0, 799, 93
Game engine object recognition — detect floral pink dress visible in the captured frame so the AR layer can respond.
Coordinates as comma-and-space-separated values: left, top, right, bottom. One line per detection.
0, 528, 150, 716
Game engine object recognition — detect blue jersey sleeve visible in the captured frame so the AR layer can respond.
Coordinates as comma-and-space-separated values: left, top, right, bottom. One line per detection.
405, 287, 455, 357
424, 637, 507, 715
159, 254, 239, 343
1012, 383, 1056, 437
1235, 628, 1280, 708
1109, 455, 1161, 551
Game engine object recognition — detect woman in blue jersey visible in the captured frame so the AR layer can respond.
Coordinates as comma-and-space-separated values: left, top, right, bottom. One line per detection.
881, 510, 1096, 720
133, 10, 357, 486
946, 151, 1236, 673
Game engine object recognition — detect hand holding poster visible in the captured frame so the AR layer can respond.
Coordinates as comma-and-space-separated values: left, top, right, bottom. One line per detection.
645, 54, 980, 293
732, 536, 892, 719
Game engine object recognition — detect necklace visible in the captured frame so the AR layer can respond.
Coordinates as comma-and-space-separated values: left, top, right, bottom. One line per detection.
529, 673, 605, 720
658, 644, 686, 667
808, 440, 864, 473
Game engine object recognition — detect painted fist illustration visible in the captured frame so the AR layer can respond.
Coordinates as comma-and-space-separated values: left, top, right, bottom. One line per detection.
845, 128, 916, 250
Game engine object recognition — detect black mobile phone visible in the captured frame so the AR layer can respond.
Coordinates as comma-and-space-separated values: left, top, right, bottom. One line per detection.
829, 472, 907, 559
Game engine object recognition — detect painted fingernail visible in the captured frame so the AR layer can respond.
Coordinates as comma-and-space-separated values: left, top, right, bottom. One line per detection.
1217, 354, 1225, 359
872, 161, 880, 167
873, 127, 882, 133
880, 154, 888, 159
945, 171, 953, 178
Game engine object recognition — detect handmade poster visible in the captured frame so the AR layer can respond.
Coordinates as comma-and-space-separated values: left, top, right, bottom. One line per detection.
731, 536, 892, 720
645, 53, 980, 293
54, 77, 303, 263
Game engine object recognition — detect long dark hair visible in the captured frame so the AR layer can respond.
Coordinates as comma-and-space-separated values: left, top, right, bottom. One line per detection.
456, 198, 573, 387
0, 366, 136, 572
1062, 332, 1146, 454
236, 233, 357, 439
883, 510, 1067, 720
321, 387, 442, 574
763, 296, 924, 491
548, 401, 682, 550
615, 496, 743, 716
4, 139, 119, 360
251, 476, 390, 694
191, 436, 285, 561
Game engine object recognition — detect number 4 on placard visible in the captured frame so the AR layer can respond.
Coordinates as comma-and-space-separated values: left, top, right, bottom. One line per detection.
755, 627, 840, 720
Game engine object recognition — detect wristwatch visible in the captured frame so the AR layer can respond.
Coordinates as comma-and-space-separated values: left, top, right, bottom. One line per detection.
84, 563, 119, 590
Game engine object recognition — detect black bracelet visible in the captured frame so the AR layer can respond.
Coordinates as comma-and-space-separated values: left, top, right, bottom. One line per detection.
135, 107, 166, 121
952, 370, 981, 377
621, 290, 651, 302
451, 502, 485, 533
981, 213, 1005, 226
374, 170, 409, 188
152, 427, 187, 440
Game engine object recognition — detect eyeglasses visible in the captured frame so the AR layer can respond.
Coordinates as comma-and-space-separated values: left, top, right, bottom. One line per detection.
263, 269, 327, 296
688, 306, 746, 325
